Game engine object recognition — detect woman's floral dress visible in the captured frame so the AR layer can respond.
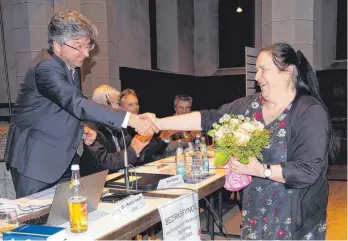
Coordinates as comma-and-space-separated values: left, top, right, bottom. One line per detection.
239, 95, 326, 240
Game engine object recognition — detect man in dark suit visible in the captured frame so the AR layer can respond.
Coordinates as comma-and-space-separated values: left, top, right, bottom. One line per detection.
80, 85, 150, 176
4, 10, 157, 198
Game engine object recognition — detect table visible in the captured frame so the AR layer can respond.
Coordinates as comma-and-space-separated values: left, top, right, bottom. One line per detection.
62, 197, 172, 240
9, 156, 235, 240
109, 156, 231, 240
8, 181, 173, 240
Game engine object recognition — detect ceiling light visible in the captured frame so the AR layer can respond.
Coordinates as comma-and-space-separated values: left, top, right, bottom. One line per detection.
236, 7, 243, 13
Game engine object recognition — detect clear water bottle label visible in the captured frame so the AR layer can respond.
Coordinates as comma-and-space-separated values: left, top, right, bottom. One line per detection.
203, 157, 209, 173
176, 162, 186, 177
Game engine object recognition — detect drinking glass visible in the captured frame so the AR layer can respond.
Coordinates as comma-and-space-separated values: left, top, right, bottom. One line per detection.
0, 208, 19, 235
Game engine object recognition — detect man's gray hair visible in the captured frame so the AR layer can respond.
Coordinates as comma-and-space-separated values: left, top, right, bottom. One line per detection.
47, 10, 98, 48
119, 89, 138, 104
174, 94, 193, 106
93, 85, 120, 105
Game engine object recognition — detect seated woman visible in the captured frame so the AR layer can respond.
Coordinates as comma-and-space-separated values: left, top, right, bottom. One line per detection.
80, 85, 150, 177
145, 43, 335, 240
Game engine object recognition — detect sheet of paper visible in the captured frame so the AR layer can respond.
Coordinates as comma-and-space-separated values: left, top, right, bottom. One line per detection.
114, 176, 141, 184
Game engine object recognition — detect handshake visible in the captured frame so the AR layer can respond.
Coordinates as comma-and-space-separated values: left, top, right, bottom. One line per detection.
128, 113, 160, 136
83, 113, 160, 147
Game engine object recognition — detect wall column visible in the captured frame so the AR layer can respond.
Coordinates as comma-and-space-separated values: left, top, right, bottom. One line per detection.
261, 0, 338, 70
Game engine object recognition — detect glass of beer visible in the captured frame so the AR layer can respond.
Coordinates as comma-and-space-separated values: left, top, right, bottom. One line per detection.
0, 208, 19, 235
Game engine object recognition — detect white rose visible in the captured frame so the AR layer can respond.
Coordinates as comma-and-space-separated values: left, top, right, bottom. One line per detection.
215, 130, 224, 139
237, 115, 245, 120
254, 121, 264, 130
219, 117, 224, 124
220, 125, 229, 135
227, 125, 235, 133
212, 123, 220, 129
233, 131, 250, 147
229, 118, 239, 126
240, 122, 257, 133
222, 114, 231, 122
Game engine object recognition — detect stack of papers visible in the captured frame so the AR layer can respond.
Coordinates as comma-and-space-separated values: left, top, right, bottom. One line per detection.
0, 186, 56, 218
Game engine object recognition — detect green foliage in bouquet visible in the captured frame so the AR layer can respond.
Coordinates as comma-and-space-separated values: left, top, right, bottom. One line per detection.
207, 114, 270, 165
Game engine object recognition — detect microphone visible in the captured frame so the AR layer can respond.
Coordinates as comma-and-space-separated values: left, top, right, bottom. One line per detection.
105, 94, 130, 193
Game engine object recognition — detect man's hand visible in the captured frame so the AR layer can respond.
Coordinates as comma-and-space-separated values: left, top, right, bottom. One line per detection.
130, 134, 152, 154
83, 125, 97, 146
159, 130, 178, 140
138, 112, 160, 130
128, 113, 159, 135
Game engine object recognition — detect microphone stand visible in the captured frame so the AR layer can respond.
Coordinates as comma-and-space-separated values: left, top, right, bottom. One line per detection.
105, 94, 130, 194
0, 1, 12, 117
120, 128, 130, 193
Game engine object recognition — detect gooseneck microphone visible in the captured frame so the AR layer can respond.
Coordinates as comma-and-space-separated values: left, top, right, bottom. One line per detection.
105, 94, 130, 193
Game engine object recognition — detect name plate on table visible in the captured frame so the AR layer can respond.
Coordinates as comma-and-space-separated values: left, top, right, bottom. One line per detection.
157, 175, 185, 189
158, 192, 201, 241
112, 194, 146, 217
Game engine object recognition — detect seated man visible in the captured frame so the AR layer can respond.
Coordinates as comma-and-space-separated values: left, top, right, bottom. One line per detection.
80, 85, 150, 177
119, 89, 175, 162
163, 94, 201, 156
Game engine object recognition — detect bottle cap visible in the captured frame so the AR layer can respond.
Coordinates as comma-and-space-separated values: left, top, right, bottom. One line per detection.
71, 164, 80, 171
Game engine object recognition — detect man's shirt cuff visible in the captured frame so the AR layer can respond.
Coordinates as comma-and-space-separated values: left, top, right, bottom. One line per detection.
121, 112, 130, 128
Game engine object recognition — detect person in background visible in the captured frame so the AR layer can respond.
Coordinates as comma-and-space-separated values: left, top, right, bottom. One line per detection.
143, 43, 334, 240
4, 10, 157, 198
80, 85, 150, 177
163, 94, 201, 156
119, 89, 175, 162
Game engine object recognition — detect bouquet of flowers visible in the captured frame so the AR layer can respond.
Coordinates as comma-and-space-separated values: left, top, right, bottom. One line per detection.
207, 114, 270, 191
207, 114, 270, 165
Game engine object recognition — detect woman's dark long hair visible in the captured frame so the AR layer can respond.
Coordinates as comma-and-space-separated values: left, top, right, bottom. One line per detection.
261, 43, 337, 161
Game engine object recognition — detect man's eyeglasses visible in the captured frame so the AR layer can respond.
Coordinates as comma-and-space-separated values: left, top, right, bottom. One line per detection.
176, 106, 191, 111
63, 42, 95, 52
105, 94, 118, 108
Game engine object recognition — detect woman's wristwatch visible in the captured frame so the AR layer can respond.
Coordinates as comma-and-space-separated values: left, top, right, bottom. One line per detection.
264, 164, 272, 178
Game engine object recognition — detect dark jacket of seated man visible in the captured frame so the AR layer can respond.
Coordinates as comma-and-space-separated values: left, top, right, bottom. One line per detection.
119, 127, 170, 163
80, 125, 145, 177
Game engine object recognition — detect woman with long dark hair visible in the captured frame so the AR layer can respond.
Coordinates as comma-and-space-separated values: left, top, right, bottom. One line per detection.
144, 43, 335, 240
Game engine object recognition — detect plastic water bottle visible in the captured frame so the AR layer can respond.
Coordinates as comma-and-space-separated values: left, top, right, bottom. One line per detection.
200, 136, 210, 177
192, 134, 203, 181
176, 140, 186, 178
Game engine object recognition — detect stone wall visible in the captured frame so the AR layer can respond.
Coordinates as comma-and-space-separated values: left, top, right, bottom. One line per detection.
261, 0, 339, 69
0, 0, 344, 106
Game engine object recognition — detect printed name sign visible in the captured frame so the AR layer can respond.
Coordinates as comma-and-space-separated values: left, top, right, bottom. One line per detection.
158, 192, 201, 241
112, 193, 146, 217
157, 175, 185, 189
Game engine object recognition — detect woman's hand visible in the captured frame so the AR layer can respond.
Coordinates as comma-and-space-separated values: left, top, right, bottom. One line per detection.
229, 156, 264, 178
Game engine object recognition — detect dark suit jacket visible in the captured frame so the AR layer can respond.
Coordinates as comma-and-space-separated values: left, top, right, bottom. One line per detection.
80, 126, 142, 177
4, 49, 127, 183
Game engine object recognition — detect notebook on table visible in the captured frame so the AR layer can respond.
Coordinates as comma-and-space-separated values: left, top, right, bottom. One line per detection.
105, 173, 173, 191
45, 170, 108, 226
